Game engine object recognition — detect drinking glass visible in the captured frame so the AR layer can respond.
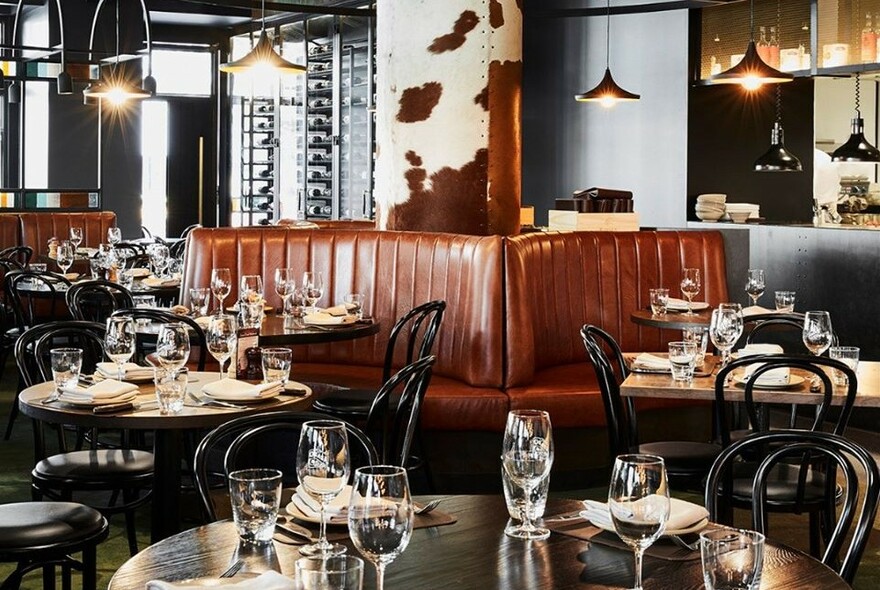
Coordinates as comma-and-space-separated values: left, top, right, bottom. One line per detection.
133, 294, 157, 309
56, 240, 74, 275
744, 269, 765, 306
803, 311, 834, 388
303, 271, 324, 313
501, 409, 554, 540
104, 316, 136, 382
682, 327, 709, 366
240, 274, 264, 302
148, 244, 170, 277
50, 347, 82, 402
609, 454, 670, 590
118, 269, 134, 290
297, 420, 351, 557
107, 227, 122, 246
668, 341, 698, 383
261, 347, 292, 385
348, 466, 414, 590
154, 366, 187, 415
156, 323, 191, 375
680, 268, 701, 315
296, 555, 364, 590
189, 287, 210, 316
502, 460, 549, 537
206, 314, 237, 379
774, 290, 796, 312
284, 288, 307, 330
69, 227, 83, 250
649, 288, 669, 316
210, 268, 232, 314
228, 468, 283, 545
701, 528, 765, 590
710, 303, 744, 369
828, 346, 859, 387
344, 293, 365, 320
274, 268, 295, 312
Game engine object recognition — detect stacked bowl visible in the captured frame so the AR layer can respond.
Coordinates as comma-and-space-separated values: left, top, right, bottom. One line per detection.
725, 202, 760, 223
695, 194, 726, 222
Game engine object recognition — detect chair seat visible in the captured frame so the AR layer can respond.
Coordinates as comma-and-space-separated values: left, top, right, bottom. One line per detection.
33, 450, 154, 483
312, 389, 375, 418
639, 441, 721, 473
0, 502, 107, 551
729, 462, 837, 506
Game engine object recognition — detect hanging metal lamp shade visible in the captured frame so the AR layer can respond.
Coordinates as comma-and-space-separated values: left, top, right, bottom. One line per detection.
220, 29, 306, 75
709, 41, 793, 90
83, 75, 150, 103
575, 68, 640, 105
831, 113, 880, 162
754, 122, 802, 171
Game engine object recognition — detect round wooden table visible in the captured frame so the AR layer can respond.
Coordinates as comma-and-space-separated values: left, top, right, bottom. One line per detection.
18, 372, 322, 543
631, 308, 713, 330
107, 496, 848, 590
257, 315, 380, 346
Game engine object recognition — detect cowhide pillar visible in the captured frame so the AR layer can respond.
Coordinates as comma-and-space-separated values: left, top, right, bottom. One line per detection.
375, 0, 522, 236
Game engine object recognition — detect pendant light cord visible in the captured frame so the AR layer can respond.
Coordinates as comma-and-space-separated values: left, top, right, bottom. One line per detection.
112, 0, 119, 75
749, 0, 755, 41
855, 71, 862, 115
775, 0, 781, 124
605, 0, 611, 69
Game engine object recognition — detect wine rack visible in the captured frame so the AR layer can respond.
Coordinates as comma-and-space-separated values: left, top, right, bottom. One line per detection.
235, 97, 276, 227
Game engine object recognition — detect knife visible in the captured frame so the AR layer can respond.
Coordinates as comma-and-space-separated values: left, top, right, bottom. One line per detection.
92, 400, 159, 414
275, 519, 315, 542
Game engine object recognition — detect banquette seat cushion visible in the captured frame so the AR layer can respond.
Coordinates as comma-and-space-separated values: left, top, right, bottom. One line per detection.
18, 211, 116, 257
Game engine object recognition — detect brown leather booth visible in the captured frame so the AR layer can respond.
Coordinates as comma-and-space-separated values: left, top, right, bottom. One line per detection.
0, 215, 22, 253
18, 212, 117, 257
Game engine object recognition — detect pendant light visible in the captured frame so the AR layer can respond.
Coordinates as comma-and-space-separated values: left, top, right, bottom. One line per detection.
574, 0, 639, 107
708, 0, 792, 90
754, 87, 802, 171
220, 0, 306, 76
831, 72, 880, 162
7, 0, 72, 103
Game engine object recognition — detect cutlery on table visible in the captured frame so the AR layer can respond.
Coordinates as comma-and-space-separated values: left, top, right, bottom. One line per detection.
668, 534, 701, 552
275, 517, 316, 542
218, 559, 244, 578
414, 499, 442, 515
92, 400, 160, 415
187, 391, 246, 410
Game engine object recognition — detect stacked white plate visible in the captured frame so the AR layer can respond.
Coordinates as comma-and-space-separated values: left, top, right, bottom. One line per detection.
695, 194, 726, 222
725, 202, 760, 223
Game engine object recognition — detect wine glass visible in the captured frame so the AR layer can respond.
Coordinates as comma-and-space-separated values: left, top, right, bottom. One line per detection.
156, 323, 191, 375
745, 269, 765, 306
210, 268, 232, 315
680, 268, 701, 316
240, 274, 264, 303
206, 314, 237, 379
296, 420, 351, 557
803, 311, 833, 387
302, 271, 324, 313
148, 244, 170, 278
501, 409, 554, 540
56, 240, 74, 275
709, 303, 744, 370
274, 268, 295, 313
107, 227, 122, 246
608, 454, 670, 590
348, 466, 414, 590
104, 316, 136, 382
69, 227, 83, 250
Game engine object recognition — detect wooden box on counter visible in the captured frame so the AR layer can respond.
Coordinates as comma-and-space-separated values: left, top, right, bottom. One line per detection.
548, 210, 640, 232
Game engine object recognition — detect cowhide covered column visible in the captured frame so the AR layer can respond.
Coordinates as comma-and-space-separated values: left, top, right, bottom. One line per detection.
375, 0, 522, 235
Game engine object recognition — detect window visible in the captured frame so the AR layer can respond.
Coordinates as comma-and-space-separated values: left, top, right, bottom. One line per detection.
151, 49, 212, 97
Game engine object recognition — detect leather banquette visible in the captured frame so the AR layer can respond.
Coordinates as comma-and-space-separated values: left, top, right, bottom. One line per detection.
18, 212, 117, 257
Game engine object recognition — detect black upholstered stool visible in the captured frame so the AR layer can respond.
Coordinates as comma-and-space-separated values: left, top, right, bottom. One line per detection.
0, 501, 108, 590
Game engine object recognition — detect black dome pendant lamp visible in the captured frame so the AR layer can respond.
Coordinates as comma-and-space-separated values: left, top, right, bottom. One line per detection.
574, 0, 639, 106
832, 72, 880, 162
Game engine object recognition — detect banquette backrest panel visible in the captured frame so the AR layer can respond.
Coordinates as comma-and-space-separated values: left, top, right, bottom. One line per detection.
504, 231, 729, 387
182, 228, 505, 388
19, 211, 117, 257
0, 214, 22, 252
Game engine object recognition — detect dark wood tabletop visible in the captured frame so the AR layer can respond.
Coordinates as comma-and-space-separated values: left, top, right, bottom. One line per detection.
630, 308, 713, 330
108, 496, 848, 590
257, 315, 380, 346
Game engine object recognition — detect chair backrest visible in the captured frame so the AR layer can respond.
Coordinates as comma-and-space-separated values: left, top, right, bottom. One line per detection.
365, 355, 436, 467
15, 320, 105, 388
744, 312, 805, 352
0, 245, 32, 267
180, 224, 202, 240
193, 410, 378, 522
110, 308, 207, 370
705, 430, 879, 584
580, 324, 637, 458
168, 239, 186, 260
714, 355, 858, 447
66, 280, 135, 323
382, 300, 445, 383
6, 270, 72, 329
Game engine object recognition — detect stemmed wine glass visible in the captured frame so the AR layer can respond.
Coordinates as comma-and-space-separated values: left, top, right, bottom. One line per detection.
148, 244, 170, 278
206, 314, 237, 379
56, 240, 74, 275
745, 269, 765, 307
501, 409, 554, 540
69, 227, 83, 251
104, 316, 136, 382
274, 268, 295, 314
709, 303, 744, 371
608, 454, 670, 590
803, 311, 834, 387
210, 268, 232, 315
348, 466, 414, 590
107, 227, 122, 246
156, 323, 191, 376
680, 268, 701, 316
302, 271, 324, 313
296, 420, 350, 557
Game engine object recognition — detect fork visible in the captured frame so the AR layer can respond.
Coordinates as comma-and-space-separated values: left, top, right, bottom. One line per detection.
187, 391, 247, 410
668, 534, 701, 552
415, 499, 441, 515
218, 559, 244, 578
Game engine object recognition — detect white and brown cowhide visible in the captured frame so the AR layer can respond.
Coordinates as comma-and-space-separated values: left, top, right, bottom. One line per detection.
375, 0, 522, 235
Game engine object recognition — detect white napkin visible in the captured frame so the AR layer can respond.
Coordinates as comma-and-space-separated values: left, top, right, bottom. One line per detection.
582, 498, 708, 533
303, 312, 356, 326
736, 344, 789, 385
201, 378, 282, 399
146, 571, 295, 590
142, 276, 180, 287
60, 379, 139, 402
321, 304, 349, 317
666, 297, 709, 311
631, 353, 671, 371
292, 485, 351, 518
742, 305, 776, 317
96, 362, 154, 381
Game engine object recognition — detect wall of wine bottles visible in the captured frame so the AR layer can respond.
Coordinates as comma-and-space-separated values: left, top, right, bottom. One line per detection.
236, 97, 277, 226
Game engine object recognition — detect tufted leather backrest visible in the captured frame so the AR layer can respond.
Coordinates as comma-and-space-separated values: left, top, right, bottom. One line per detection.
504, 231, 729, 388
19, 212, 117, 256
0, 214, 22, 252
182, 228, 504, 388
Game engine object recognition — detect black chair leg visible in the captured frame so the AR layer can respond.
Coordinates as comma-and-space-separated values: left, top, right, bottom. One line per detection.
61, 564, 71, 590
123, 489, 139, 556
4, 394, 18, 441
808, 511, 822, 558
41, 564, 54, 590
0, 564, 24, 590
82, 544, 98, 590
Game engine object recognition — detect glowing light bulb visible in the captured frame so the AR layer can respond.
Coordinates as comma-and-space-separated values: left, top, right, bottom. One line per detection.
741, 76, 763, 91
600, 95, 617, 108
106, 86, 128, 106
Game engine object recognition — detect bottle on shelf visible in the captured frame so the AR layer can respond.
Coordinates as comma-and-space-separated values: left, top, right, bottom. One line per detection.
863, 14, 877, 63
756, 26, 771, 64
258, 167, 274, 178
255, 104, 274, 114
257, 136, 275, 147
253, 120, 273, 131
307, 187, 332, 198
341, 96, 365, 107
768, 27, 780, 69
307, 170, 330, 180
307, 204, 333, 216
256, 184, 274, 195
309, 115, 329, 127
309, 44, 332, 57
308, 80, 331, 91
309, 98, 332, 108
256, 201, 274, 211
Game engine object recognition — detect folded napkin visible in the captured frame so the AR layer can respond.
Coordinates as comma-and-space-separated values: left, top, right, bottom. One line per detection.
631, 353, 671, 372
582, 498, 708, 533
293, 484, 351, 517
321, 304, 349, 317
146, 571, 295, 590
736, 344, 789, 385
666, 298, 709, 312
303, 312, 356, 326
142, 276, 180, 288
96, 362, 154, 381
742, 305, 776, 317
128, 267, 151, 278
60, 379, 139, 402
194, 316, 211, 329
201, 378, 282, 399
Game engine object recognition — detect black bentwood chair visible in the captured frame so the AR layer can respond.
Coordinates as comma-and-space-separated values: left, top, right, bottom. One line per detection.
580, 324, 721, 490
66, 279, 135, 323
193, 411, 377, 522
110, 308, 208, 371
0, 501, 108, 590
706, 430, 879, 585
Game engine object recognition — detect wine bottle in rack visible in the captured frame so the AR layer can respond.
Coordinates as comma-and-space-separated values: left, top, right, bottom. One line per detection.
309, 44, 332, 57
308, 80, 331, 91
257, 136, 275, 147
257, 184, 274, 195
309, 98, 332, 108
341, 96, 365, 107
307, 170, 329, 180
307, 187, 331, 198
256, 104, 274, 113
254, 120, 273, 130
257, 201, 273, 211
307, 204, 333, 215
258, 167, 274, 178
308, 116, 329, 127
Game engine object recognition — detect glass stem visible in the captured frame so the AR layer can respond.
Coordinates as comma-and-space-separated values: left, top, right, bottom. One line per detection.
376, 562, 386, 590
633, 547, 645, 590
520, 489, 533, 531
318, 500, 328, 549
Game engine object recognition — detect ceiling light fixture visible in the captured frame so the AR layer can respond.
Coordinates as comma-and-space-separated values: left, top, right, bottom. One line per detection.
8, 0, 72, 103
754, 87, 802, 171
831, 72, 880, 162
220, 0, 306, 76
574, 0, 639, 107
